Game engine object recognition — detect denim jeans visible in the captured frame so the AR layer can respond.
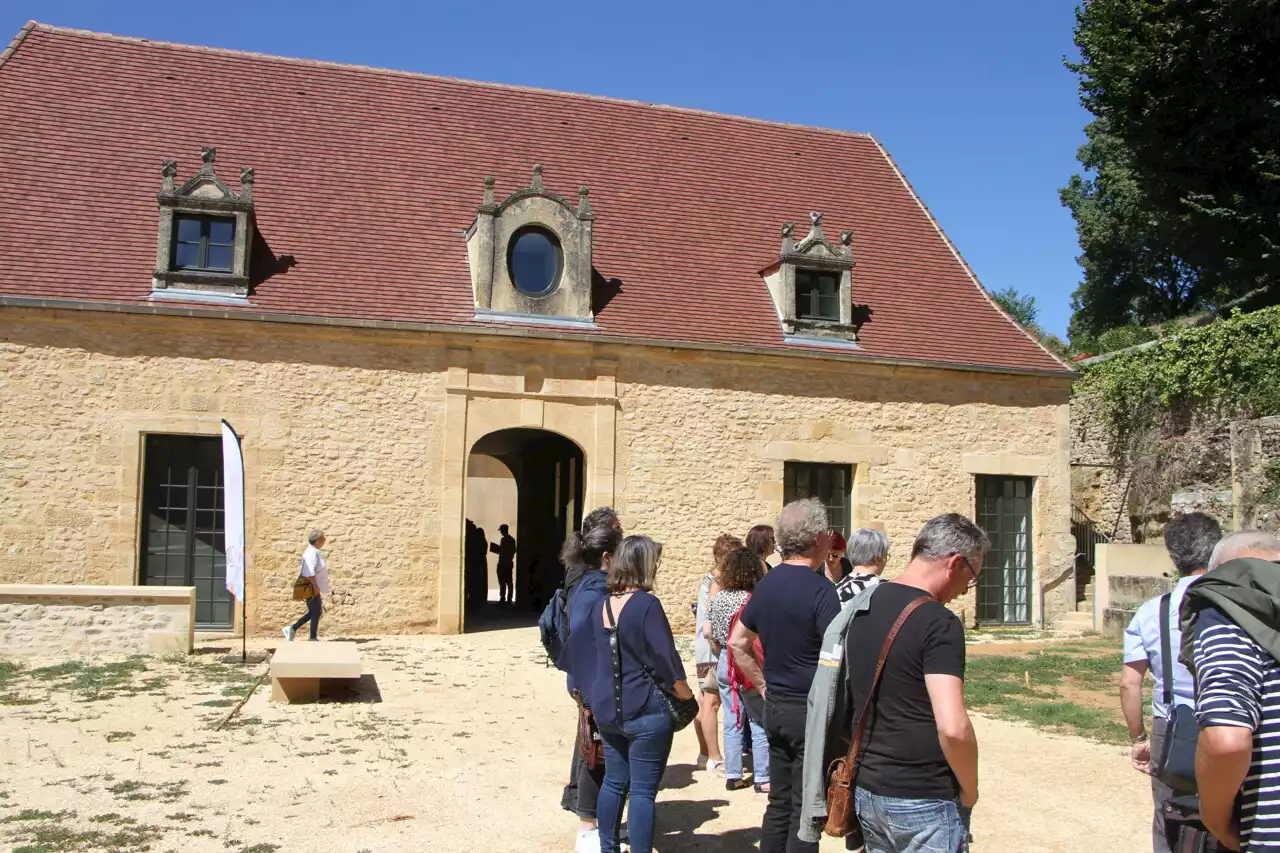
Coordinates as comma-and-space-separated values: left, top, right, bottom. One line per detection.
761, 693, 817, 853
598, 704, 674, 853
717, 653, 769, 784
291, 594, 322, 640
854, 787, 971, 853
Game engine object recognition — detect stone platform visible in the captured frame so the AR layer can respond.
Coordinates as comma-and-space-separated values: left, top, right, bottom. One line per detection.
269, 641, 362, 703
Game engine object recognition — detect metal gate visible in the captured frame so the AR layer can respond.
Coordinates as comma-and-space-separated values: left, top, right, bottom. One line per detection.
139, 434, 233, 629
975, 476, 1033, 625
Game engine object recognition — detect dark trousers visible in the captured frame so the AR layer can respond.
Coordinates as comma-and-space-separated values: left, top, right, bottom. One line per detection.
761, 693, 818, 853
291, 594, 322, 640
562, 718, 605, 819
1151, 717, 1174, 853
498, 566, 514, 603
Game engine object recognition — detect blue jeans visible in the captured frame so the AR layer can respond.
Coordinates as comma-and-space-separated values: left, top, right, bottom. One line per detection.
598, 704, 674, 853
855, 788, 971, 853
717, 653, 769, 783
292, 594, 322, 640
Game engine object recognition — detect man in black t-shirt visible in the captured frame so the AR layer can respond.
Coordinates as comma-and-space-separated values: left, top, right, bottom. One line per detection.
731, 498, 840, 853
843, 513, 986, 853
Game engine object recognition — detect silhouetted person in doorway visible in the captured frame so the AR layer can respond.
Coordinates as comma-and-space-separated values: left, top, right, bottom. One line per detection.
465, 519, 489, 610
491, 524, 517, 604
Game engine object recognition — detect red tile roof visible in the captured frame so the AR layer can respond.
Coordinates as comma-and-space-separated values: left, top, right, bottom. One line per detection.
0, 23, 1070, 375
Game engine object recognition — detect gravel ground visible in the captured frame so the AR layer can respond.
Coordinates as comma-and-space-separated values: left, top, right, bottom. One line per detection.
0, 626, 1150, 852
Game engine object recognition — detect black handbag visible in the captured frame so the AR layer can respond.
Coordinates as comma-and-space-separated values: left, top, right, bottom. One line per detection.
1157, 593, 1199, 793
605, 596, 698, 732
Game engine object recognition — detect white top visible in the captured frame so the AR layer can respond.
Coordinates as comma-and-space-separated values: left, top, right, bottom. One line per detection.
300, 544, 330, 596
1123, 574, 1199, 720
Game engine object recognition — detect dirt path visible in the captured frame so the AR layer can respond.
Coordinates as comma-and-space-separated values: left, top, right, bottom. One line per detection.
0, 627, 1149, 852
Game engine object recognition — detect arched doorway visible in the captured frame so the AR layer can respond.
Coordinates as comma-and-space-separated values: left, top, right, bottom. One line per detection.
464, 428, 584, 628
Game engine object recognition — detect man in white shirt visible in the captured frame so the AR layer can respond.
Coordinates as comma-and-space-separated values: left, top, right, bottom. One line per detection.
284, 529, 329, 642
1120, 512, 1222, 853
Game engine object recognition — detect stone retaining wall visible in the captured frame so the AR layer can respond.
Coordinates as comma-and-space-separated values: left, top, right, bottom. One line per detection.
0, 585, 195, 658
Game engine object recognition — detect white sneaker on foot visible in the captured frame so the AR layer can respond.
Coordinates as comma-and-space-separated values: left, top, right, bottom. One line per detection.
282, 626, 295, 642
706, 759, 725, 777
574, 828, 600, 853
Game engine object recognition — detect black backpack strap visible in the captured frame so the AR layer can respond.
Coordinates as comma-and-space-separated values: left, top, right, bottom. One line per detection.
1158, 593, 1175, 712
605, 596, 624, 726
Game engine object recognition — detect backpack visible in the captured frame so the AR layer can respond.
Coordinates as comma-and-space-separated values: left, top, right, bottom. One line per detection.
538, 586, 571, 667
725, 596, 765, 725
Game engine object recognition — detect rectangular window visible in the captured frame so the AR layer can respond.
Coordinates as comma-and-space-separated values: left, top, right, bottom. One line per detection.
795, 269, 841, 321
783, 462, 852, 538
139, 434, 233, 628
975, 475, 1033, 625
172, 215, 236, 272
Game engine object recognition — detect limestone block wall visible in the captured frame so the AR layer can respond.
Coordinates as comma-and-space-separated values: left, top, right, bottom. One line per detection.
0, 584, 195, 657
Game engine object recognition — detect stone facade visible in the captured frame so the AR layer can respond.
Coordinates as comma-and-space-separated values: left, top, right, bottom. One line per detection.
0, 584, 195, 657
0, 305, 1074, 635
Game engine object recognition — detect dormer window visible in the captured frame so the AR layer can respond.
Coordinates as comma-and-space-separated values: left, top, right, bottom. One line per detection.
467, 165, 596, 325
761, 212, 872, 345
152, 146, 255, 299
173, 216, 236, 272
796, 269, 840, 321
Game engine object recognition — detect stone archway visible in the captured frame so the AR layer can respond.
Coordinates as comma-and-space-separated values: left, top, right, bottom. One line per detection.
463, 428, 584, 628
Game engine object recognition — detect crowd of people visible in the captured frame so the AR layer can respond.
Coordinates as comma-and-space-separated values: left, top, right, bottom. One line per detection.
550, 499, 986, 853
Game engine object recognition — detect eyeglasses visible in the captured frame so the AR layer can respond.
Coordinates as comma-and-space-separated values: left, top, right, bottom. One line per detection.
956, 554, 979, 591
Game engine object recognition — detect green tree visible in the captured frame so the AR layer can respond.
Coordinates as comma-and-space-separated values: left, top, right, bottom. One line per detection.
1062, 0, 1280, 345
987, 287, 1070, 357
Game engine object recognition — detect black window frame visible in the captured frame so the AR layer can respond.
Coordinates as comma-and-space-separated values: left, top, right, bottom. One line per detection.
172, 215, 236, 273
974, 475, 1034, 626
795, 268, 841, 321
783, 461, 852, 538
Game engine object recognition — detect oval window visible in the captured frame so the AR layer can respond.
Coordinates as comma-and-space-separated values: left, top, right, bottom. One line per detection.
508, 227, 563, 297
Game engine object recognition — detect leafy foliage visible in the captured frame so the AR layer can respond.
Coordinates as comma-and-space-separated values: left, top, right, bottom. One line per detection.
1095, 324, 1156, 354
1062, 0, 1280, 346
987, 287, 1069, 357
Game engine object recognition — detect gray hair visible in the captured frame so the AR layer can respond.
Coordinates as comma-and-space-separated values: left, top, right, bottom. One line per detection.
607, 535, 664, 593
1208, 530, 1280, 570
308, 529, 325, 545
910, 513, 989, 562
1163, 512, 1222, 576
848, 528, 891, 567
776, 498, 830, 559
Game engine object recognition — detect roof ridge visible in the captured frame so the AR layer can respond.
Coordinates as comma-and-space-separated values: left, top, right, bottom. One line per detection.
26, 22, 876, 142
0, 20, 37, 71
866, 136, 1075, 372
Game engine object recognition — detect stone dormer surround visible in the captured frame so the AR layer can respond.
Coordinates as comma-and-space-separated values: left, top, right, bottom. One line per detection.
153, 146, 255, 297
763, 213, 871, 343
467, 165, 595, 322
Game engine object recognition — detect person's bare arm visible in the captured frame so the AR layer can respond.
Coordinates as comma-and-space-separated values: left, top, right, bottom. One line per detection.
672, 679, 694, 700
728, 620, 765, 697
926, 673, 978, 807
1197, 726, 1250, 850
1120, 660, 1151, 773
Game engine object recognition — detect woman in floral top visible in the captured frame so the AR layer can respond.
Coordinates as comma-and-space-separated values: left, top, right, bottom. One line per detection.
706, 548, 769, 792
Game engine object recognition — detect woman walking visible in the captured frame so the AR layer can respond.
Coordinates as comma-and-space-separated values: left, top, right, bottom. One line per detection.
284, 529, 328, 641
566, 535, 692, 853
707, 547, 770, 792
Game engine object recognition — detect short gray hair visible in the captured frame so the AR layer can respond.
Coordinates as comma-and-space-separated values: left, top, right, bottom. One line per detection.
848, 528, 891, 566
776, 498, 830, 559
308, 529, 325, 545
910, 514, 989, 562
1208, 530, 1280, 570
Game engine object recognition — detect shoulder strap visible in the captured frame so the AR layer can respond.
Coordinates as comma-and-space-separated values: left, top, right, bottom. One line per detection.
605, 597, 624, 725
832, 595, 931, 788
1158, 593, 1174, 709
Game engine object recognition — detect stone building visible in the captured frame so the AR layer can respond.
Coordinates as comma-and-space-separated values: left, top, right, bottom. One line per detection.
0, 23, 1076, 636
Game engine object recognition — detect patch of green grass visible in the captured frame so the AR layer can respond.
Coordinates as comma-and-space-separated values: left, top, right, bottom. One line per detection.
23, 657, 150, 701
1, 810, 74, 824
106, 779, 189, 803
105, 731, 135, 743
1, 807, 161, 853
197, 698, 236, 707
238, 844, 280, 853
165, 812, 198, 823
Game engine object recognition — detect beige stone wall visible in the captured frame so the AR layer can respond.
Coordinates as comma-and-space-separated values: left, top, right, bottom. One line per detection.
1, 306, 1073, 635
0, 584, 195, 657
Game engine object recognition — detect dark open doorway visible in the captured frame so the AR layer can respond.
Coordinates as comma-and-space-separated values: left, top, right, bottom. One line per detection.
464, 428, 584, 631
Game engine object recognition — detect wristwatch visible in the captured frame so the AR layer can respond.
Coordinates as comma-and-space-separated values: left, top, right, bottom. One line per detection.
1131, 732, 1149, 744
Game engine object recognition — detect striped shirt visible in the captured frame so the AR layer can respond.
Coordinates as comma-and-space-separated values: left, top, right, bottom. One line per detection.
1194, 606, 1280, 851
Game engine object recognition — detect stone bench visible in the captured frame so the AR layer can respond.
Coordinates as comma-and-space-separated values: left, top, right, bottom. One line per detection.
270, 641, 362, 703
0, 584, 196, 657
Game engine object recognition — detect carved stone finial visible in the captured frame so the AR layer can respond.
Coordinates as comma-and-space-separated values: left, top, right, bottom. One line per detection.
780, 222, 796, 254
781, 223, 795, 238
840, 229, 853, 247
577, 186, 592, 218
482, 176, 496, 208
239, 167, 255, 201
531, 163, 543, 191
809, 211, 824, 227
161, 159, 178, 193
200, 146, 217, 173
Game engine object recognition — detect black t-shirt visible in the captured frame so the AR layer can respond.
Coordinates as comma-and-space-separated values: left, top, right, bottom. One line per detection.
740, 561, 840, 698
844, 582, 966, 799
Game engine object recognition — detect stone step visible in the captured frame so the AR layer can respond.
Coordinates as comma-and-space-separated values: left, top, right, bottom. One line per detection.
1053, 610, 1094, 636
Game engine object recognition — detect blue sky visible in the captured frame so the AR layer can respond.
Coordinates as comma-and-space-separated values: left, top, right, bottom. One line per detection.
4, 0, 1090, 337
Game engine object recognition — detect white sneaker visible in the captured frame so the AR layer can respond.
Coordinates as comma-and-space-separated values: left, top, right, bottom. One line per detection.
574, 828, 601, 853
282, 626, 295, 642
706, 759, 725, 777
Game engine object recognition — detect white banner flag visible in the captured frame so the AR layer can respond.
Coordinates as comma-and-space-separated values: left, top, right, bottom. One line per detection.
221, 419, 246, 603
